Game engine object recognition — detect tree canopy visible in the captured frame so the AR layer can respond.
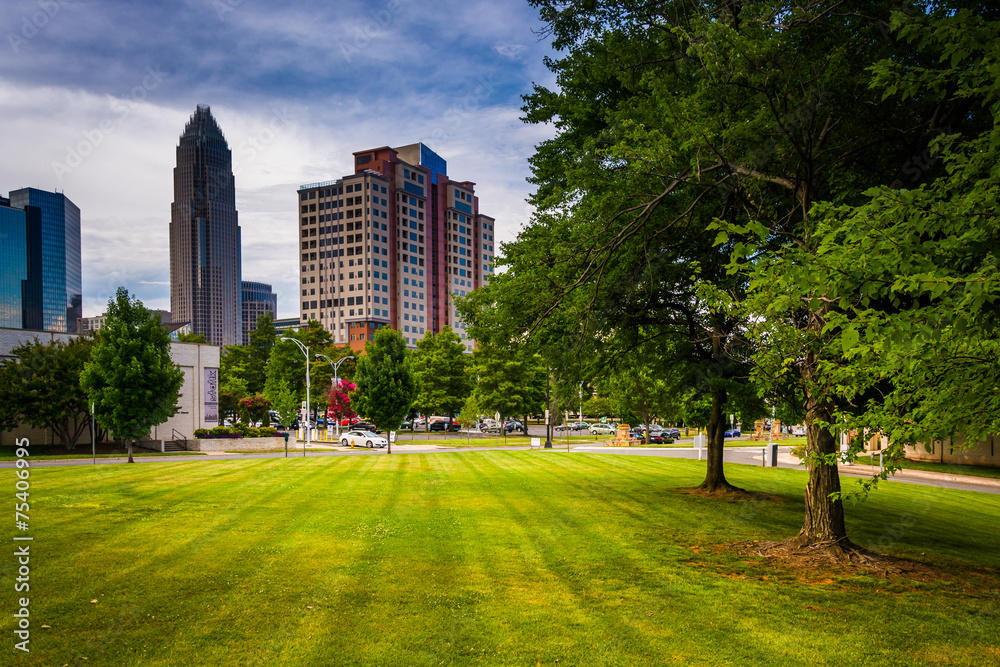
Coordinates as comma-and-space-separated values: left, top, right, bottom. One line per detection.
351, 328, 416, 452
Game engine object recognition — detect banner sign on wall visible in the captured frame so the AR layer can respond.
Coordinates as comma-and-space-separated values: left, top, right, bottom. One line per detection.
204, 367, 219, 422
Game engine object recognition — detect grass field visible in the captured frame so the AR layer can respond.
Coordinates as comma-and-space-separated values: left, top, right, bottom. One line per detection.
4, 452, 999, 666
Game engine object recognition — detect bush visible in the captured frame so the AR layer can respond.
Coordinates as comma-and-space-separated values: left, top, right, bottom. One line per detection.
194, 429, 209, 439
208, 426, 243, 439
245, 427, 260, 438
258, 426, 277, 437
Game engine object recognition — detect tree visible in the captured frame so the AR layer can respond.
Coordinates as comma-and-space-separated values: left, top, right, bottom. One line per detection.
328, 379, 356, 425
738, 8, 1000, 497
471, 345, 546, 434
237, 394, 271, 426
411, 326, 472, 429
80, 287, 185, 463
0, 338, 94, 449
272, 382, 300, 431
350, 328, 416, 453
246, 312, 277, 394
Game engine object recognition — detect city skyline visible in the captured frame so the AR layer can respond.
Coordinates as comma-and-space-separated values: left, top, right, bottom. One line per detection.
0, 0, 558, 321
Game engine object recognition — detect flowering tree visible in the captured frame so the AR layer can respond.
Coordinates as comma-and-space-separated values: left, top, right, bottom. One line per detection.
237, 394, 271, 426
328, 379, 356, 425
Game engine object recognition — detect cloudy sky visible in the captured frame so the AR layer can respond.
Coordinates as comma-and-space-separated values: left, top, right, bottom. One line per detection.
0, 0, 557, 319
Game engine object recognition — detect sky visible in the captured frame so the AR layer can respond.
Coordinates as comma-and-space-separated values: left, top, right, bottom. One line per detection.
0, 0, 558, 319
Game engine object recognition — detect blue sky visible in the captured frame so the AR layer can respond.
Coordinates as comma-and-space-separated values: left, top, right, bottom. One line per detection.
0, 0, 557, 319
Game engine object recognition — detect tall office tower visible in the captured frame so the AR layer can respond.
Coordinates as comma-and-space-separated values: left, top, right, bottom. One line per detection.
6, 188, 80, 332
170, 105, 242, 346
297, 143, 496, 353
241, 280, 277, 344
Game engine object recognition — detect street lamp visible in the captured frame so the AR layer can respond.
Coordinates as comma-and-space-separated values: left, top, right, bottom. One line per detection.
280, 336, 310, 457
316, 353, 354, 437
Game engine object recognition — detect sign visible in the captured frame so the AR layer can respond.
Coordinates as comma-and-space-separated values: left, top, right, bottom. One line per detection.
390, 431, 397, 443
494, 412, 500, 421
545, 409, 550, 423
601, 417, 607, 423
203, 368, 219, 422
531, 438, 540, 448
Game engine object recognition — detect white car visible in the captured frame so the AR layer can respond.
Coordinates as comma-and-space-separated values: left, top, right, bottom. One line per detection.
590, 423, 616, 435
340, 430, 388, 448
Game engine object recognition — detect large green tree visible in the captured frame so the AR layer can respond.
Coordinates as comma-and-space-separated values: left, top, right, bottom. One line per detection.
475, 0, 993, 555
411, 325, 472, 428
80, 288, 185, 463
737, 8, 1000, 493
0, 338, 94, 449
350, 328, 416, 453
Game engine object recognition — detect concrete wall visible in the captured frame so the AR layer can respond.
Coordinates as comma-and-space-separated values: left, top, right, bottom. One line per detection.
0, 328, 219, 446
187, 437, 285, 452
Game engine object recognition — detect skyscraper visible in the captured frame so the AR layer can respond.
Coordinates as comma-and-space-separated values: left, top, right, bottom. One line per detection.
5, 188, 79, 332
241, 280, 277, 344
297, 143, 496, 353
170, 105, 242, 346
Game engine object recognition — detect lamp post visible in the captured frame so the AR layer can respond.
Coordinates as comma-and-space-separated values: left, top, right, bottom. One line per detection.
280, 336, 310, 457
316, 353, 354, 437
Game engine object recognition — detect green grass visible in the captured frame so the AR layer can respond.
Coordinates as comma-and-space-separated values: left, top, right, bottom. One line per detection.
5, 452, 999, 666
0, 445, 204, 461
856, 454, 1000, 480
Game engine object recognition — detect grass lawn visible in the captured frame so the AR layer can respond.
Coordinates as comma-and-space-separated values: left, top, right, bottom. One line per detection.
856, 454, 1000, 480
6, 452, 999, 666
0, 444, 204, 461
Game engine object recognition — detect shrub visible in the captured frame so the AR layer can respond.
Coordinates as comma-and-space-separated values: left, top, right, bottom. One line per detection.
258, 426, 277, 437
194, 429, 209, 439
245, 427, 260, 438
208, 426, 243, 438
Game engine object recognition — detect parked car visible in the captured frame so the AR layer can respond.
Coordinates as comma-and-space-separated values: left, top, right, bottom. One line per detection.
340, 430, 387, 448
399, 420, 412, 430
554, 423, 575, 432
590, 423, 616, 435
504, 420, 525, 433
724, 428, 742, 437
481, 420, 503, 433
429, 420, 461, 432
793, 426, 806, 436
572, 421, 591, 431
645, 432, 675, 445
665, 427, 681, 439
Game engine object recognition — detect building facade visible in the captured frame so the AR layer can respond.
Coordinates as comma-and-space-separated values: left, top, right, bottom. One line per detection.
170, 105, 242, 347
5, 188, 80, 332
297, 143, 495, 352
241, 280, 277, 344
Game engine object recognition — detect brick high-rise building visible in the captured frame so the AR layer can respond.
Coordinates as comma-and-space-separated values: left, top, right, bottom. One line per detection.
170, 105, 242, 346
297, 143, 496, 352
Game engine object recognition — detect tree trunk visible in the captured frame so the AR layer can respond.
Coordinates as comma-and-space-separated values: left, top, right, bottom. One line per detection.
789, 392, 847, 547
127, 439, 134, 463
698, 386, 743, 492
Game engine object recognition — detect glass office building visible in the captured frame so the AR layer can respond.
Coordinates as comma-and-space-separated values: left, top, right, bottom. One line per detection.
241, 280, 277, 345
170, 105, 242, 346
5, 188, 80, 332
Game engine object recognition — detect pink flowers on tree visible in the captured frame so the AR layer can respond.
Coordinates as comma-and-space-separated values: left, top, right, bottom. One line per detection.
328, 379, 356, 425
